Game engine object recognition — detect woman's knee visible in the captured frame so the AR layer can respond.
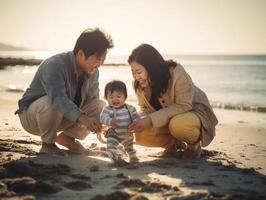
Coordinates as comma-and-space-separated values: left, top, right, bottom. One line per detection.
168, 112, 201, 143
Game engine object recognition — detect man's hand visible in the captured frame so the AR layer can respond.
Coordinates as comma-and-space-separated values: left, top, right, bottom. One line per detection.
129, 116, 152, 133
78, 114, 101, 133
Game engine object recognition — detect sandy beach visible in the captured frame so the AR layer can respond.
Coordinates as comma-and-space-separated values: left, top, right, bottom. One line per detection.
1, 90, 266, 200
1, 0, 266, 198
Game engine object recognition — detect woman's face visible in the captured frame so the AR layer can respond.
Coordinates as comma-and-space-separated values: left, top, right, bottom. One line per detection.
130, 61, 149, 88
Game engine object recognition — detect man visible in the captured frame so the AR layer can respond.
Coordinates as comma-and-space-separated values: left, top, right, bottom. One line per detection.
15, 28, 113, 155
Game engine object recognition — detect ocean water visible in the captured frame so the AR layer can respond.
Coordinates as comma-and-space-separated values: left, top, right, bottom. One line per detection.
0, 51, 266, 111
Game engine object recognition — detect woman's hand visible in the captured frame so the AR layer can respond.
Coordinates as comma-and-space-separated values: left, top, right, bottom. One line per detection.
129, 116, 152, 133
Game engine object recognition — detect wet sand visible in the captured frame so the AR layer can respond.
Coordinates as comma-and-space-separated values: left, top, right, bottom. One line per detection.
0, 93, 266, 199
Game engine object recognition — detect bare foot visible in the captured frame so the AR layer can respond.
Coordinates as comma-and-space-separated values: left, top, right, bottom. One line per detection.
106, 151, 128, 167
39, 143, 67, 156
56, 132, 86, 154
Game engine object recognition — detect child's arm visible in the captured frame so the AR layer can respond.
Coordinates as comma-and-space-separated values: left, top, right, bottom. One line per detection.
100, 106, 113, 126
130, 106, 140, 121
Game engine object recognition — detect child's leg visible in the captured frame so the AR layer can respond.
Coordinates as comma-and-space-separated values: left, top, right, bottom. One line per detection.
106, 136, 121, 161
121, 136, 138, 162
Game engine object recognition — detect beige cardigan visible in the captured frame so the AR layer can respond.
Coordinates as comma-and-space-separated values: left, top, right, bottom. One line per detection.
135, 63, 218, 147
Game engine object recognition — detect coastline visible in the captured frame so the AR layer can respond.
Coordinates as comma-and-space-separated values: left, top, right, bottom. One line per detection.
0, 57, 127, 69
211, 101, 266, 113
0, 57, 42, 68
0, 91, 266, 199
2, 85, 266, 113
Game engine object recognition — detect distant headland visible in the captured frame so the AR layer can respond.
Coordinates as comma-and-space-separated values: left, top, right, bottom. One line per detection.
0, 43, 30, 51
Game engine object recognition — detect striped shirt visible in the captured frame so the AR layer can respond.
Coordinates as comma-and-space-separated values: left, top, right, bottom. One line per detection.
100, 104, 140, 134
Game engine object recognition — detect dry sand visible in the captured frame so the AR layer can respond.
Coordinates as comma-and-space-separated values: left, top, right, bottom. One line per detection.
0, 90, 266, 200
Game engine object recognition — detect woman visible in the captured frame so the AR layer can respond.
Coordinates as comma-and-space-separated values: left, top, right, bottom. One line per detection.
128, 44, 218, 159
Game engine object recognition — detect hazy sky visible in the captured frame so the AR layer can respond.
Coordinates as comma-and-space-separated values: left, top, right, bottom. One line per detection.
0, 0, 266, 54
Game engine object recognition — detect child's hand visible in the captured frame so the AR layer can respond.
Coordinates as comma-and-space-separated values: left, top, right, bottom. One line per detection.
111, 118, 118, 129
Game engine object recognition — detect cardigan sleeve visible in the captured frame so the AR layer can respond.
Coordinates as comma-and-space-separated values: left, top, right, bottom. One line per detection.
148, 65, 195, 128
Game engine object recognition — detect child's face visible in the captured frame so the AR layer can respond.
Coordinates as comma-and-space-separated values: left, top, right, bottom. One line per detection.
106, 90, 126, 109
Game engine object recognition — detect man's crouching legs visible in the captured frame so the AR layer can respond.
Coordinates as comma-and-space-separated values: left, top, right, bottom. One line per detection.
18, 96, 66, 156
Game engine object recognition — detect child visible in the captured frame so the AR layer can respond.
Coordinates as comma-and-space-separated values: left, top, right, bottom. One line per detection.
100, 80, 140, 164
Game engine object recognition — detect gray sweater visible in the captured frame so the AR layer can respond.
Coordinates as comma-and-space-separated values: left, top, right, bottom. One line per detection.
15, 51, 99, 122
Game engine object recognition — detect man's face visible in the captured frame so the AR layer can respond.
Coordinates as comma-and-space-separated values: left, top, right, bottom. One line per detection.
77, 50, 106, 75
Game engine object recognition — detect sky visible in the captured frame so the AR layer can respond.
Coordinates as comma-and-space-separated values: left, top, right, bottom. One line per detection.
0, 0, 266, 55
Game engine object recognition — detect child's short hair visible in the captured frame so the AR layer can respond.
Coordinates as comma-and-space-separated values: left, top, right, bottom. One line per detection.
104, 80, 127, 99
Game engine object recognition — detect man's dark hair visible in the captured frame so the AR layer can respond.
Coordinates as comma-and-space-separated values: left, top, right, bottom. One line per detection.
104, 80, 128, 99
73, 27, 113, 58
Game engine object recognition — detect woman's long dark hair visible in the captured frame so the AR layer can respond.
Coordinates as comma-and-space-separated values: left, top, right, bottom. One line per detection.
128, 44, 177, 110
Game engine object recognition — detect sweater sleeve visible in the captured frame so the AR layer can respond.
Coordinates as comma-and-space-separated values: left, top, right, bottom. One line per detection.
86, 70, 100, 100
40, 60, 81, 122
